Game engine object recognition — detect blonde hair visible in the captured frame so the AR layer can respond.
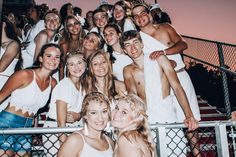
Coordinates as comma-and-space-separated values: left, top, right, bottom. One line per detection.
113, 94, 156, 157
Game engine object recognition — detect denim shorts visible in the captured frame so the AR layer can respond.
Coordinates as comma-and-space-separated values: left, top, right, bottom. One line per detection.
0, 110, 33, 152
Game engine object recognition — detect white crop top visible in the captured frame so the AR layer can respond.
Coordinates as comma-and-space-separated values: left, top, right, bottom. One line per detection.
77, 132, 113, 157
9, 70, 52, 115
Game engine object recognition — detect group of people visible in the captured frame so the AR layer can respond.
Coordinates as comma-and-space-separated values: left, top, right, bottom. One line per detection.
1, 0, 235, 157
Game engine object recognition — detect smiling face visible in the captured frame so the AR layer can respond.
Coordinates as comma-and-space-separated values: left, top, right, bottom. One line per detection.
104, 26, 120, 46
132, 6, 151, 28
44, 13, 60, 31
123, 37, 144, 59
91, 54, 109, 78
39, 46, 61, 71
111, 99, 133, 130
93, 11, 108, 29
83, 33, 100, 51
85, 100, 110, 131
113, 5, 125, 21
66, 17, 81, 35
66, 54, 86, 78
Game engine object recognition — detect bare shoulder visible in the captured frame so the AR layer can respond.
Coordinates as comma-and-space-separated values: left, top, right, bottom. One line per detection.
117, 135, 143, 157
123, 63, 135, 73
62, 132, 84, 150
12, 69, 33, 81
4, 69, 34, 89
58, 132, 84, 156
118, 135, 134, 146
35, 30, 48, 41
7, 40, 20, 49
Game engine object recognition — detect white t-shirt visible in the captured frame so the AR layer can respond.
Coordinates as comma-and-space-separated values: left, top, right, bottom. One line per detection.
112, 51, 133, 81
47, 77, 85, 120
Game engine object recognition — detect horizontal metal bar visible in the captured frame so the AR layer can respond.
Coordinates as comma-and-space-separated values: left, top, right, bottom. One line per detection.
1, 121, 235, 134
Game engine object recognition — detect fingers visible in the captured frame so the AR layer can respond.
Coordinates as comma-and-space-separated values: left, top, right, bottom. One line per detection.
149, 51, 162, 60
184, 117, 199, 131
232, 111, 236, 121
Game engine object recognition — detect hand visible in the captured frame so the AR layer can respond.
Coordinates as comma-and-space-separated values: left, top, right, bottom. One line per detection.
149, 50, 165, 60
169, 59, 177, 68
232, 111, 236, 121
66, 111, 80, 123
183, 116, 199, 131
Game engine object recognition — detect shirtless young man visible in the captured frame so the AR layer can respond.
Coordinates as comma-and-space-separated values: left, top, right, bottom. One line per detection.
131, 4, 201, 122
121, 30, 198, 156
121, 30, 198, 130
131, 4, 201, 157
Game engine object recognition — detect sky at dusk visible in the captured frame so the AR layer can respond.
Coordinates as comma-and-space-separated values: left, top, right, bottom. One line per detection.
35, 0, 236, 44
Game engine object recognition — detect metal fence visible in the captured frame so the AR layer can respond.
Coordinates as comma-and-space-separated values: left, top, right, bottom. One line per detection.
0, 121, 235, 157
182, 36, 236, 118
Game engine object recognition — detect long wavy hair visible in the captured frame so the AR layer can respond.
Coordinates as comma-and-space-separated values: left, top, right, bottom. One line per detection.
84, 50, 116, 101
60, 15, 86, 53
113, 94, 156, 157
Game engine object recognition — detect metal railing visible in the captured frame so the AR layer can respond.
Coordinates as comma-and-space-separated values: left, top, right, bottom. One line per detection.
182, 35, 236, 118
0, 121, 235, 157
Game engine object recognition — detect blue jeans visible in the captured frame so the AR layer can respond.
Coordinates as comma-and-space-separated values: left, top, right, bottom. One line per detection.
0, 110, 33, 152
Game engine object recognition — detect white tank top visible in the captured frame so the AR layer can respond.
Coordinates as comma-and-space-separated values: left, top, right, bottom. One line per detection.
9, 70, 52, 115
77, 132, 113, 157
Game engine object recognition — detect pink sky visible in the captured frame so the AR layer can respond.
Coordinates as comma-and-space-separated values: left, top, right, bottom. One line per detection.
35, 0, 236, 44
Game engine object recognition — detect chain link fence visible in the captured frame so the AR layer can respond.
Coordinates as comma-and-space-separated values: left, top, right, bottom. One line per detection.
182, 36, 236, 72
0, 121, 235, 157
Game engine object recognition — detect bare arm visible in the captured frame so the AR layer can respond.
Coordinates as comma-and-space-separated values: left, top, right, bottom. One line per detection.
150, 24, 188, 59
157, 55, 198, 130
123, 66, 138, 95
58, 43, 68, 80
0, 70, 31, 104
56, 100, 68, 144
0, 41, 20, 72
33, 32, 48, 62
164, 23, 188, 55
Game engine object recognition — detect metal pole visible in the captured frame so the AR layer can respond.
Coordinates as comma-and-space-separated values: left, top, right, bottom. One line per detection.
217, 43, 232, 119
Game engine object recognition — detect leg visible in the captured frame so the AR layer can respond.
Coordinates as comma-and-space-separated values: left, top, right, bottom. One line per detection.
186, 130, 201, 157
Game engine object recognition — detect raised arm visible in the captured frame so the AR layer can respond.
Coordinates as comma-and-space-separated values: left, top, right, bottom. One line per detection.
33, 32, 48, 62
